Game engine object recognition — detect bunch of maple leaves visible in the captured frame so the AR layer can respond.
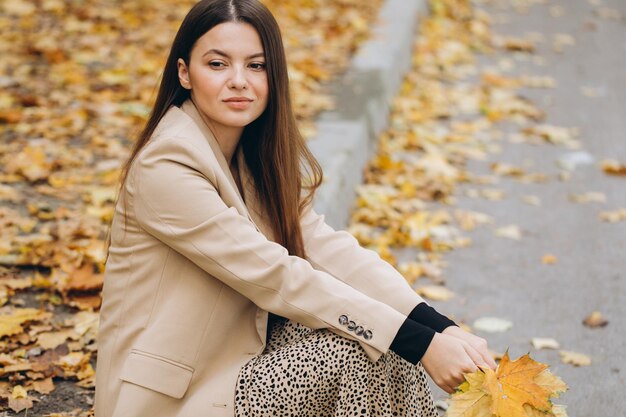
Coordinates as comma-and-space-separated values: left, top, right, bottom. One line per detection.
447, 352, 567, 417
0, 0, 382, 414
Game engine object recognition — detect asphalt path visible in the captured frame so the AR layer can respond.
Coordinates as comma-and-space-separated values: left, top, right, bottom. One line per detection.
420, 1, 626, 415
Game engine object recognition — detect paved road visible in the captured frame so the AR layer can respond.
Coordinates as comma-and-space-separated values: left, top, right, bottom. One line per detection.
422, 1, 626, 415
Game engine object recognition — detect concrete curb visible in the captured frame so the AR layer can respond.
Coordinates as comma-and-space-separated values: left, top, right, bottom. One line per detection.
309, 0, 429, 229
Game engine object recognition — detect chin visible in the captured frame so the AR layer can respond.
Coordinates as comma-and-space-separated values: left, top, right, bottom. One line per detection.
222, 116, 260, 128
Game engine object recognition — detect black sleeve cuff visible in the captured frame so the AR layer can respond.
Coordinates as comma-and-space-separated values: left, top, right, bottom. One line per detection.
389, 318, 436, 365
409, 302, 458, 333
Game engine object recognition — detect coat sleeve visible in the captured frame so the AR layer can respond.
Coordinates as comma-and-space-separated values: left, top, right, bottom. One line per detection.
130, 136, 407, 362
299, 204, 427, 317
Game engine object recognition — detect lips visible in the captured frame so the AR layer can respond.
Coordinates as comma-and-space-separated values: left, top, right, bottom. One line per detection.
223, 97, 254, 110
223, 97, 253, 102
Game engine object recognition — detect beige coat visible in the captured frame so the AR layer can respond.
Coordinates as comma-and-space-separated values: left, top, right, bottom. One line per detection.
94, 99, 426, 417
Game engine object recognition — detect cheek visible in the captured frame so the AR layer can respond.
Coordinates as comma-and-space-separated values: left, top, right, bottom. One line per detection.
253, 74, 269, 97
190, 70, 223, 96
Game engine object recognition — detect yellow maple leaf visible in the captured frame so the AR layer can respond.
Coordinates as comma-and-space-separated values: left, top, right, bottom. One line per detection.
0, 308, 50, 338
447, 370, 492, 417
447, 352, 567, 417
485, 352, 551, 417
534, 369, 567, 399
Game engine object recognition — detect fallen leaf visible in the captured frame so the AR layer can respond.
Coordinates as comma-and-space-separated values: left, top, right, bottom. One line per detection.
599, 209, 626, 223
37, 329, 78, 350
9, 385, 34, 413
568, 192, 606, 204
559, 350, 591, 366
522, 195, 541, 206
0, 308, 51, 338
541, 254, 558, 265
30, 377, 55, 394
416, 285, 455, 301
582, 311, 608, 328
495, 225, 522, 240
531, 337, 560, 350
473, 317, 513, 333
600, 159, 626, 176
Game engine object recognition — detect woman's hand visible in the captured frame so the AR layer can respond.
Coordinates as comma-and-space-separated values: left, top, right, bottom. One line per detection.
420, 332, 480, 394
442, 326, 497, 370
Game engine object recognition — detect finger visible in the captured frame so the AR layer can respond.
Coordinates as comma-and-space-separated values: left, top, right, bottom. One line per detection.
471, 343, 497, 370
481, 350, 497, 370
442, 383, 455, 394
463, 345, 486, 370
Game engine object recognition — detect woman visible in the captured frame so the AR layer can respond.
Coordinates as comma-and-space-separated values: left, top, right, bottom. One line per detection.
95, 1, 497, 416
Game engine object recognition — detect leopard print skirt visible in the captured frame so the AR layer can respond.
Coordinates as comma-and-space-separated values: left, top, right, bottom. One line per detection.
234, 318, 438, 417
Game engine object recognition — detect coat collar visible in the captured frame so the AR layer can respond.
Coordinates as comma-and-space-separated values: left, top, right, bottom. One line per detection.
179, 99, 275, 241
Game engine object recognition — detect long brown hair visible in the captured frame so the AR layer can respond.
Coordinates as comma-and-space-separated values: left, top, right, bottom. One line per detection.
106, 0, 322, 260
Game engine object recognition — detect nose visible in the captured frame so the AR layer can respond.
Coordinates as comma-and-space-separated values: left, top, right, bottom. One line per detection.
228, 66, 247, 90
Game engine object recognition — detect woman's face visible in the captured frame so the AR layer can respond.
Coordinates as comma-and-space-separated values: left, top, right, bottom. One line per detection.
177, 22, 268, 137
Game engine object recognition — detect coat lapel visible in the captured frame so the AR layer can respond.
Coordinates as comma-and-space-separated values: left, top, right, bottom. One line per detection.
180, 99, 275, 242
237, 148, 276, 242
180, 100, 244, 202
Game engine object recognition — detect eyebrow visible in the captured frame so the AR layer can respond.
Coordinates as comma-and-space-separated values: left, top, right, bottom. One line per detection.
202, 49, 265, 60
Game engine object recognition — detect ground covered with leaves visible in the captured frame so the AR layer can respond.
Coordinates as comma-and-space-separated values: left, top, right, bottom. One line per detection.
0, 0, 383, 415
348, 0, 623, 415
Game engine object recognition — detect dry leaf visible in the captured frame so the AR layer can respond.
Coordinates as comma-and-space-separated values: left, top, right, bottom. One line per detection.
495, 225, 522, 240
30, 377, 55, 394
473, 317, 513, 333
0, 308, 50, 338
37, 329, 78, 350
522, 195, 541, 206
446, 370, 491, 417
541, 254, 558, 265
416, 285, 455, 301
582, 311, 608, 328
559, 350, 591, 366
599, 209, 626, 223
9, 385, 34, 413
447, 352, 568, 417
568, 192, 606, 204
531, 337, 560, 350
600, 159, 626, 176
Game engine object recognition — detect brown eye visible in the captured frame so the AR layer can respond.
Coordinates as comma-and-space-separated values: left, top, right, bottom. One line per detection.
249, 62, 266, 70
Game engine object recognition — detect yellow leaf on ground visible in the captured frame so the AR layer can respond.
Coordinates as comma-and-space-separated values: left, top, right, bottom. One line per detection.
11, 385, 27, 399
568, 192, 606, 203
541, 254, 558, 265
599, 209, 626, 223
600, 159, 626, 176
582, 311, 608, 328
0, 308, 50, 338
531, 337, 560, 350
416, 285, 455, 301
559, 350, 591, 366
